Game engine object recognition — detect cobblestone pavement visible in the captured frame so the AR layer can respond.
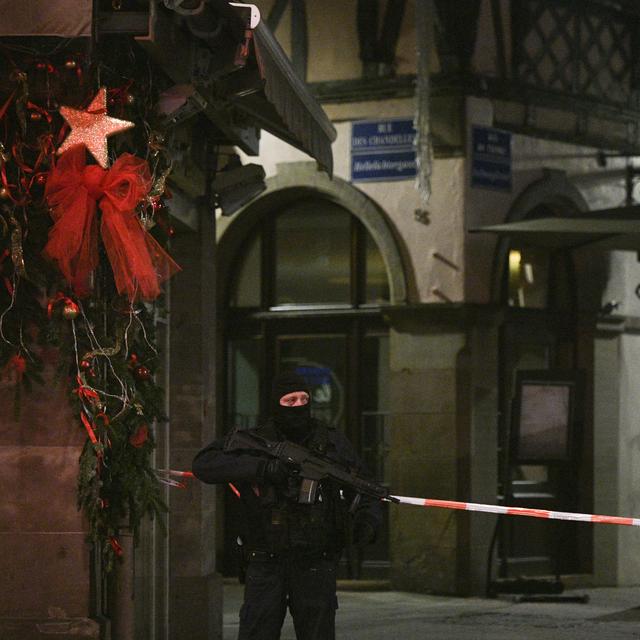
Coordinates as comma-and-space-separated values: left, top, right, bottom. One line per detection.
223, 583, 640, 639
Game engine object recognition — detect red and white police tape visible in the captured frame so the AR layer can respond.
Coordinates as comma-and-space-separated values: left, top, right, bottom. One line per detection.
155, 469, 194, 489
390, 495, 640, 527
155, 471, 640, 528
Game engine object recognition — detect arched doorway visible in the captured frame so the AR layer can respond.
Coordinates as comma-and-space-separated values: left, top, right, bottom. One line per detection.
217, 166, 406, 579
492, 179, 593, 583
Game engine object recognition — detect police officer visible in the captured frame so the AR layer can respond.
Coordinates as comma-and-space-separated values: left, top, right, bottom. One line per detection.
192, 371, 381, 640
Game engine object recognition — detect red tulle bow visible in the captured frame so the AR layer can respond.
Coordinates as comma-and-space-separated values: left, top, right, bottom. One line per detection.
43, 145, 180, 300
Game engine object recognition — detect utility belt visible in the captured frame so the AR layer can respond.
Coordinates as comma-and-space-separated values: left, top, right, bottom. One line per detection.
262, 500, 347, 554
246, 548, 337, 563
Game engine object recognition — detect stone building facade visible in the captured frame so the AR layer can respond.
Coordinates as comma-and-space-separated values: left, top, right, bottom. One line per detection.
216, 0, 640, 596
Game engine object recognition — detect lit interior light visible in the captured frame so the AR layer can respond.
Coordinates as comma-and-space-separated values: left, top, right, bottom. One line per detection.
508, 249, 522, 282
522, 261, 534, 285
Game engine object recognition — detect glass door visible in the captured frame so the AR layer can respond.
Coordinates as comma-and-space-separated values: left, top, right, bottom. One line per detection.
356, 333, 390, 578
228, 337, 262, 429
222, 193, 396, 579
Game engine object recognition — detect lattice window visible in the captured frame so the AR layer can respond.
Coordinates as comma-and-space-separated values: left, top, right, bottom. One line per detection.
512, 0, 638, 105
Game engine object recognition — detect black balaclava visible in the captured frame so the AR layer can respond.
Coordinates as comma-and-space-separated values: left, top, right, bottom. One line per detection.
272, 371, 311, 441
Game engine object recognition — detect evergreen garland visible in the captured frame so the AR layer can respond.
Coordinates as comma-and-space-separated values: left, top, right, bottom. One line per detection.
73, 304, 169, 570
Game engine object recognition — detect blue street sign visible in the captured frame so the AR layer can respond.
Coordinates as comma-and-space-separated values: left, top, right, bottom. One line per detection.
471, 125, 512, 191
351, 118, 417, 182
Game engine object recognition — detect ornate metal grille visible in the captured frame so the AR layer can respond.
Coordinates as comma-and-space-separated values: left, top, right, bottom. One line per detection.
512, 0, 639, 105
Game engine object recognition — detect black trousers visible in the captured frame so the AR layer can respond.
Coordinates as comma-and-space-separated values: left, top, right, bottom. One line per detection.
238, 553, 338, 640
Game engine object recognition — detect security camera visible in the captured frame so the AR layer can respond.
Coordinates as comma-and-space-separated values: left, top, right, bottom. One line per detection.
157, 84, 207, 127
213, 160, 266, 216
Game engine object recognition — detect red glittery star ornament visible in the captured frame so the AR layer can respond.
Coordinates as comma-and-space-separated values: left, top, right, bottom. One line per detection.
57, 87, 135, 168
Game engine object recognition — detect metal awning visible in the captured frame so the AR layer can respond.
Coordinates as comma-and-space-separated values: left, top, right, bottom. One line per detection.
469, 205, 640, 251
209, 1, 337, 174
248, 21, 336, 174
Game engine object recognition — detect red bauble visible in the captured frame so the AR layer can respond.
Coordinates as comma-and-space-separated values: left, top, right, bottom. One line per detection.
80, 359, 92, 370
129, 424, 149, 448
62, 301, 80, 320
134, 365, 151, 381
4, 354, 27, 382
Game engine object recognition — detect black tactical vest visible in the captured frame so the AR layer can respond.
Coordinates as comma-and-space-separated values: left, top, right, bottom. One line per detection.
255, 420, 349, 555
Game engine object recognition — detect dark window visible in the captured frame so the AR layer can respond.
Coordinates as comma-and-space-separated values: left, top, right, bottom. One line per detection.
230, 233, 261, 308
228, 337, 261, 428
229, 198, 391, 308
365, 231, 391, 305
504, 206, 576, 311
512, 0, 637, 106
275, 203, 352, 305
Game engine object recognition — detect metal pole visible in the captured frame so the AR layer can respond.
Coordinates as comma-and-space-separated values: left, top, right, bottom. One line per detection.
414, 0, 433, 206
109, 528, 135, 640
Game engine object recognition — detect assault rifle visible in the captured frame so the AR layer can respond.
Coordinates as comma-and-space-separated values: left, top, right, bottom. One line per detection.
224, 429, 398, 507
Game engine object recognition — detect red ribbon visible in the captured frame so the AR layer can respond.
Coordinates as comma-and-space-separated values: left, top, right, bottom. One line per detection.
0, 249, 13, 295
73, 375, 100, 404
109, 536, 124, 557
80, 412, 98, 445
26, 101, 52, 124
0, 89, 16, 121
43, 145, 180, 300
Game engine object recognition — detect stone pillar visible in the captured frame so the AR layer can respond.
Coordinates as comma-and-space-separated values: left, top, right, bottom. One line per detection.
387, 308, 498, 596
167, 199, 222, 639
389, 328, 466, 593
593, 327, 640, 585
593, 330, 620, 584
463, 319, 499, 595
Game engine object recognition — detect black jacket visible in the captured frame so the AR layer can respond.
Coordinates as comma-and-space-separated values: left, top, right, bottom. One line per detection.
192, 418, 382, 555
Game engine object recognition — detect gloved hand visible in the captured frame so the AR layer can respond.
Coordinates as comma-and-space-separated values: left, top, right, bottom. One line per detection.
352, 514, 377, 547
262, 459, 297, 487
